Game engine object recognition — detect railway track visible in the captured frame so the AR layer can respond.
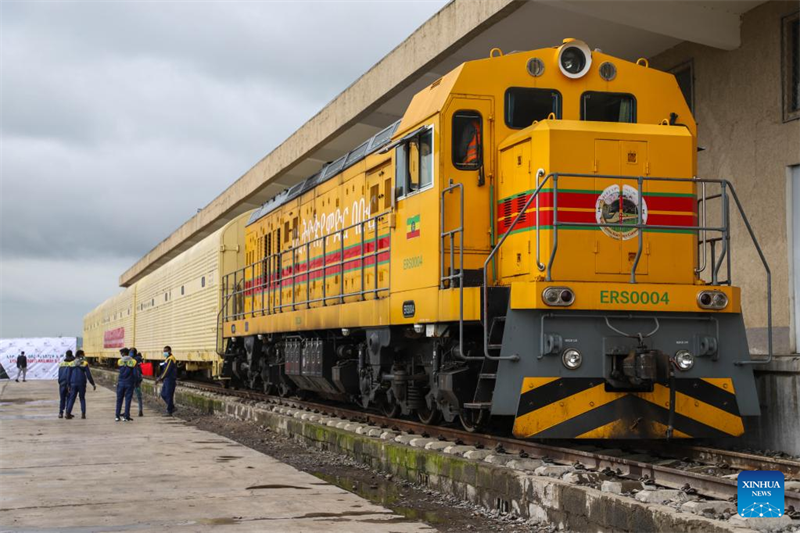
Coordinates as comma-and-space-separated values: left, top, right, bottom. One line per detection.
169, 378, 800, 509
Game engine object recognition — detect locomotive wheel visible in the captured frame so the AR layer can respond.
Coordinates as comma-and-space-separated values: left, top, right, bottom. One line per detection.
381, 399, 401, 418
294, 389, 310, 400
262, 381, 277, 395
459, 409, 488, 433
416, 402, 442, 425
278, 382, 293, 398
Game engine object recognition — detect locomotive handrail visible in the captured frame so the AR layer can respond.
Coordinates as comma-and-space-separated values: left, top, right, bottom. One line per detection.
482, 174, 553, 361
726, 183, 772, 366
484, 172, 772, 366
216, 277, 243, 355
546, 173, 770, 364
220, 210, 392, 324
545, 173, 732, 284
441, 179, 483, 361
534, 168, 546, 271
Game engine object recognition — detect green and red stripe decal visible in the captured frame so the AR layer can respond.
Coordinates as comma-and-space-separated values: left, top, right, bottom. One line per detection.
496, 188, 697, 236
244, 235, 390, 295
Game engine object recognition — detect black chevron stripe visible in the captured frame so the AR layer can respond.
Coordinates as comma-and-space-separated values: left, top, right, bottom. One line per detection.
673, 379, 740, 416
516, 378, 601, 417
528, 394, 732, 439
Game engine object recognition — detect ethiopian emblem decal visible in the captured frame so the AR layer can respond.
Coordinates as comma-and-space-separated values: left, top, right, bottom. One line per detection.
595, 184, 647, 240
406, 214, 420, 239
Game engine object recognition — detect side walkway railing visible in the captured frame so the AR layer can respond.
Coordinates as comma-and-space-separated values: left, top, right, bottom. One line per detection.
218, 211, 392, 346
482, 173, 772, 365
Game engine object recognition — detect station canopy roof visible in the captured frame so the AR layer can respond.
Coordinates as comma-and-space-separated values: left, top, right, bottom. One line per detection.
120, 0, 763, 287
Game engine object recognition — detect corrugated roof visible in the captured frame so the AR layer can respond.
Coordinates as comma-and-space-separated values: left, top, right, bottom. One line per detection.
246, 120, 400, 227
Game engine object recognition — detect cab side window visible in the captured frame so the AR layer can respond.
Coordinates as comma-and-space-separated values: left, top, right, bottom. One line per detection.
581, 92, 636, 123
396, 127, 433, 198
452, 111, 482, 170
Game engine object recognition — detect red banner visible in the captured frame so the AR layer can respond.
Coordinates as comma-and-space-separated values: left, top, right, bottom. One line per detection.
104, 327, 125, 348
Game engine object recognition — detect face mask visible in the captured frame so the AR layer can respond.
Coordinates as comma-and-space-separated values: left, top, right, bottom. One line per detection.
163, 352, 169, 357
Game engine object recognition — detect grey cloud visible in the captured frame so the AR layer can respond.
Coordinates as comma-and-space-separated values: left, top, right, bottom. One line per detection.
2, 2, 437, 110
0, 1, 446, 337
0, 256, 135, 337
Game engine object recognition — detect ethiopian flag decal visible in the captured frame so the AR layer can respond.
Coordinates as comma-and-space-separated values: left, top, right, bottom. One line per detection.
406, 214, 420, 239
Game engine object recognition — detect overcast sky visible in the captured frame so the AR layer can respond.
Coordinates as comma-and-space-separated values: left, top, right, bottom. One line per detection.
0, 0, 447, 338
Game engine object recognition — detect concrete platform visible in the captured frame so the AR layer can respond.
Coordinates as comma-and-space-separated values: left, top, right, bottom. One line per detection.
0, 380, 434, 532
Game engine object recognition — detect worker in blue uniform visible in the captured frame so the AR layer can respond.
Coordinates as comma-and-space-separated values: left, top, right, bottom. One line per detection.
131, 348, 144, 417
65, 350, 96, 419
116, 348, 138, 422
58, 350, 75, 418
155, 345, 177, 416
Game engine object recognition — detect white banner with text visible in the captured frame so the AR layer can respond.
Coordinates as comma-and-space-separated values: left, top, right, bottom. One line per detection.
0, 338, 78, 380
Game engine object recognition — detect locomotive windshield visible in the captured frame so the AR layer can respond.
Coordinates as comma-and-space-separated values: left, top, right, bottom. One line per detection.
581, 91, 636, 123
504, 87, 561, 128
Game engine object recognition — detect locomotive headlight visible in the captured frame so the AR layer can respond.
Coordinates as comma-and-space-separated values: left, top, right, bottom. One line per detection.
713, 292, 729, 308
542, 286, 575, 307
697, 290, 729, 310
557, 39, 592, 79
562, 348, 583, 370
674, 350, 695, 371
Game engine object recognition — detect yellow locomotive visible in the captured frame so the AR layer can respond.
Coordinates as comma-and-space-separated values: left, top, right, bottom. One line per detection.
219, 39, 766, 439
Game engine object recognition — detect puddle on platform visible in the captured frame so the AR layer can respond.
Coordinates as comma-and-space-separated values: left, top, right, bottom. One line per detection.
246, 483, 310, 490
311, 471, 445, 525
0, 398, 58, 405
293, 510, 409, 523
0, 414, 59, 420
215, 455, 243, 462
194, 517, 238, 525
8, 524, 163, 532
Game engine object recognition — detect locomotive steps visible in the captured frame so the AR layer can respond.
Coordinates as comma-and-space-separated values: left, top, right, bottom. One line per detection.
93, 369, 790, 533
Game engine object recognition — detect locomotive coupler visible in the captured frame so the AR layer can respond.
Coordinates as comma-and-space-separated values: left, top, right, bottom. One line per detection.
622, 347, 658, 385
607, 346, 667, 391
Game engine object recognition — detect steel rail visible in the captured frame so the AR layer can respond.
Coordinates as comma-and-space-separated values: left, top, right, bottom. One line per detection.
639, 442, 800, 477
163, 377, 800, 507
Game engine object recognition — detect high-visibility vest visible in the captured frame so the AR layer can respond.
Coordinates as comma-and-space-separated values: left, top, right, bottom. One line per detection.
464, 120, 481, 164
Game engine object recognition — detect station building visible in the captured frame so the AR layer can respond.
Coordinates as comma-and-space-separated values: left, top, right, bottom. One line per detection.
118, 0, 799, 451
645, 1, 799, 452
